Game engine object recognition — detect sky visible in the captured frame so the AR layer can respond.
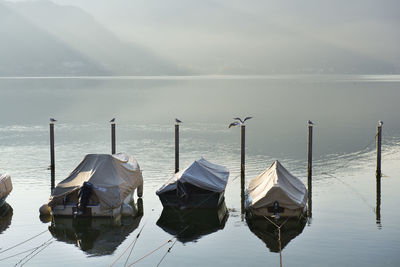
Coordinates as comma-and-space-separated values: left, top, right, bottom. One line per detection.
3, 0, 400, 74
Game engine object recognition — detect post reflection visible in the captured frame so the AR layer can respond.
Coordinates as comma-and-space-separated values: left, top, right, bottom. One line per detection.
246, 214, 307, 253
157, 201, 229, 243
0, 203, 13, 234
48, 199, 143, 256
376, 173, 382, 228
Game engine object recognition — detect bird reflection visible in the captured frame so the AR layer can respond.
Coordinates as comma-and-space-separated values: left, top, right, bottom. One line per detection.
48, 199, 143, 256
246, 214, 307, 253
157, 201, 229, 243
0, 203, 13, 234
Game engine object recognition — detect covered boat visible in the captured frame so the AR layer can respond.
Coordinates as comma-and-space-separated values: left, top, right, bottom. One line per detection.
246, 160, 307, 217
0, 173, 12, 207
48, 153, 143, 217
156, 158, 229, 208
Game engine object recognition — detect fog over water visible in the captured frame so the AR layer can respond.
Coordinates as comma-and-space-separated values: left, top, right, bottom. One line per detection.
1, 0, 400, 75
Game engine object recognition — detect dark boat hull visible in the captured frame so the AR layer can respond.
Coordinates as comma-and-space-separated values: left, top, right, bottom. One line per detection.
158, 190, 225, 209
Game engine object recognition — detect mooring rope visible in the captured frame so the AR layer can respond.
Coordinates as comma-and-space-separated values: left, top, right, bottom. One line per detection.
0, 237, 53, 263
125, 225, 189, 267
156, 239, 178, 267
315, 132, 378, 177
125, 239, 173, 267
320, 172, 375, 213
123, 222, 147, 267
14, 237, 54, 267
0, 229, 48, 255
109, 222, 147, 267
263, 216, 289, 267
156, 225, 189, 267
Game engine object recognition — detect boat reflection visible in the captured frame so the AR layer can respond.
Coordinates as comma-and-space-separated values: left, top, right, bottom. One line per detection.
157, 201, 229, 243
246, 214, 307, 253
48, 199, 143, 256
0, 202, 13, 234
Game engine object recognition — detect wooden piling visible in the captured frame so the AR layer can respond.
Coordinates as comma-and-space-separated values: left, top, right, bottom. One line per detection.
111, 122, 116, 154
50, 122, 55, 190
376, 121, 382, 177
175, 123, 179, 173
376, 121, 382, 227
240, 125, 245, 213
307, 122, 313, 217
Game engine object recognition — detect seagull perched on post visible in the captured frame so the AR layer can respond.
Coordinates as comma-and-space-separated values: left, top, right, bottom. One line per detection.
50, 118, 57, 123
308, 120, 314, 125
175, 118, 182, 124
110, 118, 115, 123
378, 120, 383, 126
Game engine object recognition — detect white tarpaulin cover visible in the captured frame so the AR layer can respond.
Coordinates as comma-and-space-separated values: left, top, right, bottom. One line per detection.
156, 158, 229, 194
48, 153, 143, 210
0, 173, 12, 200
246, 161, 307, 210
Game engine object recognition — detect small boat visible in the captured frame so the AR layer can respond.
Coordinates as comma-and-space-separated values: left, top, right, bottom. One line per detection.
0, 173, 12, 208
246, 160, 307, 218
47, 153, 143, 217
156, 158, 229, 209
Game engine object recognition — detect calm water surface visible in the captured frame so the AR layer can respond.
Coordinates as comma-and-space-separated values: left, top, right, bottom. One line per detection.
0, 75, 399, 266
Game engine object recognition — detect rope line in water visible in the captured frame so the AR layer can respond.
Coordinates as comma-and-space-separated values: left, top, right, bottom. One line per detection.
14, 237, 54, 267
0, 237, 53, 263
156, 239, 178, 267
125, 239, 173, 267
124, 226, 189, 267
109, 222, 147, 267
123, 223, 147, 267
0, 229, 48, 255
320, 172, 375, 213
263, 216, 289, 267
314, 132, 378, 176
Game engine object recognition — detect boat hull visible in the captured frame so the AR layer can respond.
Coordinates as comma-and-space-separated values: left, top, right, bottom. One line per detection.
51, 190, 136, 218
158, 190, 225, 209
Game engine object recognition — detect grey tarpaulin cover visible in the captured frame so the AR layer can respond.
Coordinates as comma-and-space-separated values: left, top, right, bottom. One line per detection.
156, 158, 229, 194
0, 173, 12, 200
246, 160, 307, 210
48, 153, 143, 211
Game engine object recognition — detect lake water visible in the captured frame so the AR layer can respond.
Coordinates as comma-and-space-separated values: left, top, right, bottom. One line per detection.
0, 75, 399, 266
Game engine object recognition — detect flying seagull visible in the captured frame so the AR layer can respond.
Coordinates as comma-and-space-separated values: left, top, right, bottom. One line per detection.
233, 117, 243, 123
50, 118, 57, 122
243, 116, 253, 123
110, 118, 115, 123
228, 121, 240, 128
233, 116, 253, 124
175, 118, 182, 124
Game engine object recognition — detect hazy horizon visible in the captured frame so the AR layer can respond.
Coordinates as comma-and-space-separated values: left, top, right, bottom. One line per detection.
1, 0, 400, 75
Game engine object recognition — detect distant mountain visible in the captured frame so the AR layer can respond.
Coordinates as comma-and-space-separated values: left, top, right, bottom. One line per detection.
0, 0, 187, 76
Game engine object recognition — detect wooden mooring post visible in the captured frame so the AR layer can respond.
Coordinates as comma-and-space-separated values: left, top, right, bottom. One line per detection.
175, 119, 181, 173
49, 118, 56, 190
376, 121, 383, 177
111, 118, 116, 154
240, 124, 246, 213
376, 121, 383, 227
307, 120, 313, 218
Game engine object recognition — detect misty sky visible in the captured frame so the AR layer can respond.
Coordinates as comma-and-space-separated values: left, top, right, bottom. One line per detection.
4, 0, 400, 74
